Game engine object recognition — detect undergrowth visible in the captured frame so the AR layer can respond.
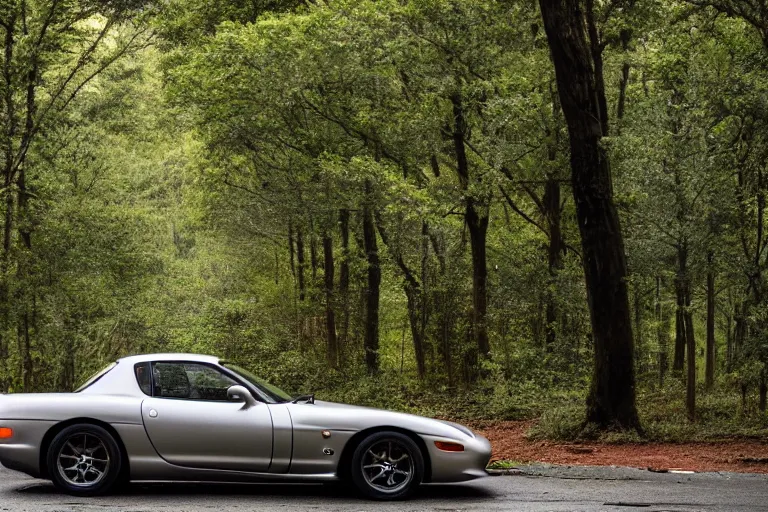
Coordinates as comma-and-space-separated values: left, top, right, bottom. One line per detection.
237, 346, 768, 443
528, 379, 768, 443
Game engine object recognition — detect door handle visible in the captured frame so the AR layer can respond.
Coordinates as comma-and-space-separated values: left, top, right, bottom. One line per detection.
148, 409, 158, 418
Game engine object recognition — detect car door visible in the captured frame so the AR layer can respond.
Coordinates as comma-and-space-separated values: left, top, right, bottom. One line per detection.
140, 361, 273, 472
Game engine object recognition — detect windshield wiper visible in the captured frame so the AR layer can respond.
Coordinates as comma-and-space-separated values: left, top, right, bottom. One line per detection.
291, 394, 315, 404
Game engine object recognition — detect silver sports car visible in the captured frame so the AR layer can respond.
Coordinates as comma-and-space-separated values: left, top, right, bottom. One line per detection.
0, 353, 491, 499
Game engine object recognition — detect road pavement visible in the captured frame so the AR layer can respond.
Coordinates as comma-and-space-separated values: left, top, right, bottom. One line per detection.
1, 463, 767, 511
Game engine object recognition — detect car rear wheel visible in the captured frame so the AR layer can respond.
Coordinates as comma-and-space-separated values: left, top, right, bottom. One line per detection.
47, 424, 123, 497
350, 431, 424, 500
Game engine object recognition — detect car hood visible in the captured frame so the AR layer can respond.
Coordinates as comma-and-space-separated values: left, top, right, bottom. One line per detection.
283, 399, 476, 440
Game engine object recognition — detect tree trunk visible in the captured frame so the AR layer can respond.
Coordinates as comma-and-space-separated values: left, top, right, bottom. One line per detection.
539, 0, 640, 431
680, 240, 696, 421
734, 303, 745, 364
288, 222, 296, 278
17, 165, 32, 392
674, 296, 685, 372
274, 246, 279, 285
685, 305, 696, 421
726, 305, 733, 372
616, 28, 632, 132
466, 203, 490, 358
419, 221, 430, 377
323, 234, 338, 368
706, 250, 715, 390
375, 213, 427, 379
0, 188, 10, 392
405, 288, 426, 379
634, 283, 643, 374
338, 209, 350, 353
451, 93, 490, 360
309, 220, 318, 281
760, 369, 767, 413
362, 182, 380, 374
296, 227, 306, 301
585, 0, 609, 137
431, 233, 453, 386
657, 276, 670, 386
673, 242, 689, 372
0, 15, 16, 393
441, 296, 453, 386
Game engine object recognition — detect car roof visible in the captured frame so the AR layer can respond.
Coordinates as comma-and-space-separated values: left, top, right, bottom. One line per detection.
116, 353, 221, 365
79, 353, 225, 398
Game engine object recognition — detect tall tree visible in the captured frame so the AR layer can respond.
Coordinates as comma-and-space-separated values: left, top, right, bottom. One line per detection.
0, 1, 150, 390
706, 249, 716, 389
538, 0, 640, 430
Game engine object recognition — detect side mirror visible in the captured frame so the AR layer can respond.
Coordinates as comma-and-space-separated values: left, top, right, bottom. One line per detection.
227, 385, 258, 409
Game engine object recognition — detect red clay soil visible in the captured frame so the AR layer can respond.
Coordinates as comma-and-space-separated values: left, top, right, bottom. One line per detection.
474, 421, 768, 474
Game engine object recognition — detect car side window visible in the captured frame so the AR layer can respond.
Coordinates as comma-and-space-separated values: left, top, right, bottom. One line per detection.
152, 362, 239, 402
134, 362, 152, 395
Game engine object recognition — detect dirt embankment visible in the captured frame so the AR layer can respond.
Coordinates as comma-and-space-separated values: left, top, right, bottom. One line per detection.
475, 421, 768, 474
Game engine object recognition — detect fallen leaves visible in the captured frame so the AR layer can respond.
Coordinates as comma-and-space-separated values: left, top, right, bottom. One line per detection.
475, 420, 768, 474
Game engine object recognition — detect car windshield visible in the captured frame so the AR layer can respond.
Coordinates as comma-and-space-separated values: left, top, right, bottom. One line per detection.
223, 363, 293, 403
74, 362, 118, 392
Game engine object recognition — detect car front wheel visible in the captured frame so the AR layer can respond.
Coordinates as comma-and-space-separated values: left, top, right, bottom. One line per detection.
350, 431, 424, 500
47, 424, 123, 497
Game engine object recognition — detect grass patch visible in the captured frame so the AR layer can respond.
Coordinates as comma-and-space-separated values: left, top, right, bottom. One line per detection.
527, 404, 585, 441
487, 460, 525, 470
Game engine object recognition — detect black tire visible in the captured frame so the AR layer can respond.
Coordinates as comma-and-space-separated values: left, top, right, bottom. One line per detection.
350, 431, 424, 500
47, 424, 123, 497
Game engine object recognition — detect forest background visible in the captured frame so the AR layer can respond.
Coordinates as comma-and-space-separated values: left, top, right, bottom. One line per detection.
1, 0, 767, 442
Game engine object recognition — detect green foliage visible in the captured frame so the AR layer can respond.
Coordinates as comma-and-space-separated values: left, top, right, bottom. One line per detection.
527, 405, 586, 442
532, 380, 768, 443
0, 0, 766, 446
487, 460, 524, 470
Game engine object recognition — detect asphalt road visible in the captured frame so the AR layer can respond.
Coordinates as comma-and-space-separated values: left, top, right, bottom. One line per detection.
1, 464, 768, 512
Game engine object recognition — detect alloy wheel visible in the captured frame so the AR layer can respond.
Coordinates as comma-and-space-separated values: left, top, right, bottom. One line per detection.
360, 439, 414, 494
56, 433, 111, 487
